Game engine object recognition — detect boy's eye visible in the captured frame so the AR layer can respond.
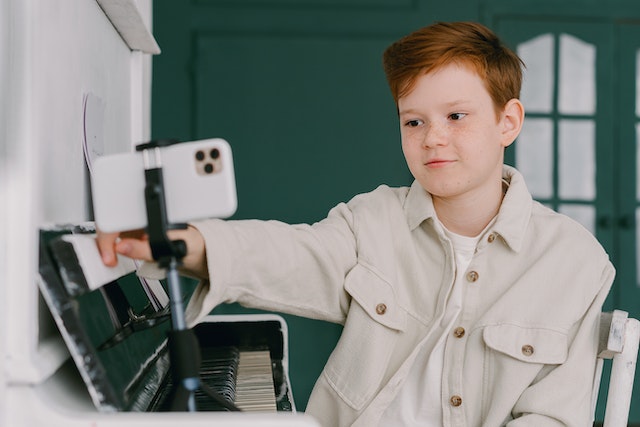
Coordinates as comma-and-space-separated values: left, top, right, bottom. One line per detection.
405, 119, 424, 127
449, 112, 466, 121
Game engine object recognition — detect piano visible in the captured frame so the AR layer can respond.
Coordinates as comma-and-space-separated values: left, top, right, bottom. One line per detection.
27, 223, 321, 427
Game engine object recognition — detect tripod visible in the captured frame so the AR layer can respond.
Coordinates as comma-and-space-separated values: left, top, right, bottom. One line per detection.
138, 140, 240, 412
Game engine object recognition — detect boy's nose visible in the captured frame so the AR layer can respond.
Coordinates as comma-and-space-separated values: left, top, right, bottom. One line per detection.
421, 123, 447, 148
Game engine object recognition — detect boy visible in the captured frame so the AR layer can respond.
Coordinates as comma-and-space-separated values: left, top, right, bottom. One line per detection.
98, 21, 614, 426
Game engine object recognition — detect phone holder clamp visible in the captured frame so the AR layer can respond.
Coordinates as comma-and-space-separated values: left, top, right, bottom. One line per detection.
136, 139, 239, 413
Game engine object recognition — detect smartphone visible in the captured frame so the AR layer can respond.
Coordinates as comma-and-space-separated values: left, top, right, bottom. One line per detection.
91, 138, 237, 233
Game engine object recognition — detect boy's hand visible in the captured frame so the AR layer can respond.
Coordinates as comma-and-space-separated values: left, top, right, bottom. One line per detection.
96, 226, 208, 279
96, 229, 151, 267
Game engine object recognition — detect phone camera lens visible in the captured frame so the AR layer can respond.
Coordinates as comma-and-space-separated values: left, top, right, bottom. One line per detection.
195, 150, 205, 161
204, 163, 215, 174
210, 149, 220, 159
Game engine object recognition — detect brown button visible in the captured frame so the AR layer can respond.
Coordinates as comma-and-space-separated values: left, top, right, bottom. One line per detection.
466, 271, 479, 282
450, 395, 462, 407
453, 327, 465, 338
487, 233, 496, 243
375, 303, 387, 315
521, 344, 534, 356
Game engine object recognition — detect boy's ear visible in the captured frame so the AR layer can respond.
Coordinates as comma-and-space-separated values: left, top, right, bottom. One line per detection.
500, 98, 524, 148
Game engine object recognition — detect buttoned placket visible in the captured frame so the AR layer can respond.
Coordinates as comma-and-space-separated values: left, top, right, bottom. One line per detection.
359, 232, 459, 427
441, 229, 497, 426
427, 235, 460, 420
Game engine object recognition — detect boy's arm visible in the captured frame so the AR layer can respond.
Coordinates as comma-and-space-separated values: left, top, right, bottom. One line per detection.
184, 205, 359, 326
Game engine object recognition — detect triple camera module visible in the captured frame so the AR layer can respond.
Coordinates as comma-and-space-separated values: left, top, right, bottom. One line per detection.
195, 148, 222, 176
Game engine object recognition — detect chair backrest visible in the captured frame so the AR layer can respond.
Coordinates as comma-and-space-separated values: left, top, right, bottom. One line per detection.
592, 310, 640, 426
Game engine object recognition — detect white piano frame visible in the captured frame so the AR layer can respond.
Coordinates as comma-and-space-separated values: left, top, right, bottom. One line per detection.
0, 1, 319, 426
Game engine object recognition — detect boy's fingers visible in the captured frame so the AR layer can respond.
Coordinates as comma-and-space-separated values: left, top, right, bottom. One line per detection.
95, 231, 120, 267
115, 237, 153, 262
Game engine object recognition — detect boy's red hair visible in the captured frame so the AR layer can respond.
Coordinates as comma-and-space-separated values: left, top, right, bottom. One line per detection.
383, 21, 524, 114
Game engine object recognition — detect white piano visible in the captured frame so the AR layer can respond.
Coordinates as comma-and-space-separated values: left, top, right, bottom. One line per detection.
0, 1, 319, 426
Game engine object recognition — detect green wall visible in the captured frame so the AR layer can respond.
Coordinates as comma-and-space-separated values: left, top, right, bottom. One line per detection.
152, 1, 640, 422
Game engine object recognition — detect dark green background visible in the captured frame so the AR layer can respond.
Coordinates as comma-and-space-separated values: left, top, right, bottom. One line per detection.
151, 1, 640, 422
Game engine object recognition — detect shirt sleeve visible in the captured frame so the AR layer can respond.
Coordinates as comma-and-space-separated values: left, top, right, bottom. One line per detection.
184, 202, 359, 326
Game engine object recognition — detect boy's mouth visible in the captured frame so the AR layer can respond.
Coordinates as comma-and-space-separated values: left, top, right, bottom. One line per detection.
425, 158, 454, 167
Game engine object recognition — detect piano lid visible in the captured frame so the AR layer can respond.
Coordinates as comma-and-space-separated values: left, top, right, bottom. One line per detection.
38, 224, 173, 412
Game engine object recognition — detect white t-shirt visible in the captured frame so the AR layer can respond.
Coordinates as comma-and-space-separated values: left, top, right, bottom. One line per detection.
379, 221, 482, 426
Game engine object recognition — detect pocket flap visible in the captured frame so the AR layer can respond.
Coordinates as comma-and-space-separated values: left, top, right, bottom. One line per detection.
483, 324, 568, 364
344, 264, 406, 331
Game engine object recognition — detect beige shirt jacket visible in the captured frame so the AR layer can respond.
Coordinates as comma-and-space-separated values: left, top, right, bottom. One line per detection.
182, 165, 615, 427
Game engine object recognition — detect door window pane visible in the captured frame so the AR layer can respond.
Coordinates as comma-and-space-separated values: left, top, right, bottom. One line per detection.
636, 49, 640, 118
560, 204, 595, 234
637, 208, 640, 287
518, 34, 554, 114
516, 118, 553, 198
559, 119, 595, 199
637, 123, 640, 201
559, 34, 596, 115
636, 208, 640, 288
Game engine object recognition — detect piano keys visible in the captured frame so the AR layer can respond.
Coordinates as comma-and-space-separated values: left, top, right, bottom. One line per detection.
235, 350, 278, 412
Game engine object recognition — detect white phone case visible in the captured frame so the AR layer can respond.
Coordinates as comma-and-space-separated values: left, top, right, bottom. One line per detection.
92, 138, 237, 233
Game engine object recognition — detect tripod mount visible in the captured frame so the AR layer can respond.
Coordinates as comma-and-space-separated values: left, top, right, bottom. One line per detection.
137, 139, 240, 412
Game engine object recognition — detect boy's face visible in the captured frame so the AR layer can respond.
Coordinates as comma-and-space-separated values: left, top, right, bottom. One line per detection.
398, 63, 522, 204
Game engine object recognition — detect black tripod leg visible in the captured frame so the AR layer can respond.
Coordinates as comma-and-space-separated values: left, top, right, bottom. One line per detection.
199, 381, 241, 412
168, 380, 196, 412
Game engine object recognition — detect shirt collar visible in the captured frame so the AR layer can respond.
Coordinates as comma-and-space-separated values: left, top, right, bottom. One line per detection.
491, 165, 532, 253
405, 180, 437, 231
404, 165, 532, 253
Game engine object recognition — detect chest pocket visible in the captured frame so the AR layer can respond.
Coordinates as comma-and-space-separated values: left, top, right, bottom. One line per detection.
323, 264, 406, 410
345, 263, 406, 330
483, 324, 568, 364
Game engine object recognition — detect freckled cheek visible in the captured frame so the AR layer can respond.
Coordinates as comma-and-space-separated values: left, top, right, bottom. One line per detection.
402, 124, 428, 140
400, 137, 418, 156
401, 153, 424, 179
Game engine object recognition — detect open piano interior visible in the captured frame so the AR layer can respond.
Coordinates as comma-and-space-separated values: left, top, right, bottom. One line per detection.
37, 223, 319, 425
